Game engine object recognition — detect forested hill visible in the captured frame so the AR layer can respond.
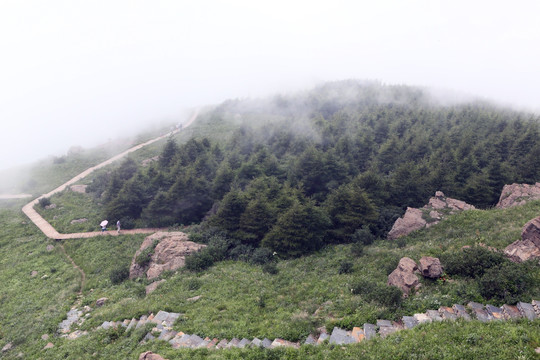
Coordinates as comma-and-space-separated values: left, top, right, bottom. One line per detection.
88, 80, 540, 257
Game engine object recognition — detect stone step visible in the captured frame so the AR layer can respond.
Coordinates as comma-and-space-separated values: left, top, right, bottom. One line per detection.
413, 313, 432, 324
402, 316, 418, 329
517, 302, 537, 320
467, 302, 492, 322
452, 304, 471, 320
351, 326, 365, 342
329, 327, 355, 344
317, 332, 329, 344
226, 338, 240, 348
251, 337, 263, 347
485, 305, 504, 320
262, 338, 273, 348
426, 309, 443, 321
532, 300, 540, 316
439, 306, 457, 320
215, 339, 229, 349
502, 304, 522, 319
126, 318, 137, 331
304, 334, 317, 345
238, 338, 251, 348
271, 338, 299, 348
363, 323, 377, 340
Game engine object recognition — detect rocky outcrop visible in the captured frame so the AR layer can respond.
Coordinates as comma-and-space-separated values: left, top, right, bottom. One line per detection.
139, 351, 168, 360
387, 257, 420, 296
388, 191, 475, 240
504, 216, 540, 262
130, 232, 205, 280
418, 256, 443, 278
146, 280, 165, 295
496, 183, 540, 209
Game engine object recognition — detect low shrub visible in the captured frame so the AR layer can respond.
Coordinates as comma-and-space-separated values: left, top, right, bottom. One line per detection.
109, 266, 129, 284
441, 246, 505, 278
351, 278, 402, 307
185, 250, 215, 272
250, 247, 273, 265
338, 261, 354, 274
38, 197, 51, 208
262, 262, 278, 275
478, 261, 534, 303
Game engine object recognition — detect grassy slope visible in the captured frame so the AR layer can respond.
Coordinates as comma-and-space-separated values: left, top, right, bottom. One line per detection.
1, 200, 534, 359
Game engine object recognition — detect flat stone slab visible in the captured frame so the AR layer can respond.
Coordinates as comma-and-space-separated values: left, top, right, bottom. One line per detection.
517, 302, 537, 320
502, 304, 522, 319
377, 320, 392, 327
152, 310, 181, 327
304, 334, 317, 345
351, 327, 364, 342
467, 304, 492, 322
271, 339, 299, 348
414, 313, 432, 323
379, 325, 399, 338
452, 304, 471, 320
439, 306, 457, 320
215, 339, 229, 349
262, 338, 273, 348
364, 323, 377, 340
317, 333, 329, 344
226, 338, 240, 348
402, 316, 418, 329
329, 327, 355, 344
426, 310, 443, 321
485, 305, 504, 320
238, 338, 251, 348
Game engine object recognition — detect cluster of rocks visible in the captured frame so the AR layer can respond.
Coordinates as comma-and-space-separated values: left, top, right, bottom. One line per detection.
388, 191, 475, 240
129, 232, 206, 285
504, 215, 540, 263
496, 183, 540, 209
387, 256, 442, 296
57, 306, 92, 340
86, 301, 540, 353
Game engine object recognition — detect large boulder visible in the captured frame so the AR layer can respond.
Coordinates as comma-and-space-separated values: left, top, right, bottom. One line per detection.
388, 191, 474, 240
504, 216, 540, 262
129, 232, 206, 280
387, 208, 426, 240
418, 256, 443, 278
387, 257, 420, 296
496, 183, 540, 209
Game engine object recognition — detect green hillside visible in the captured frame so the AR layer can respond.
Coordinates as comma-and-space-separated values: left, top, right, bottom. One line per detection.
1, 81, 539, 359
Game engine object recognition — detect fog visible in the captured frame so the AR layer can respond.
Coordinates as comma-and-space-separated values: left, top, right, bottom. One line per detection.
1, 0, 539, 172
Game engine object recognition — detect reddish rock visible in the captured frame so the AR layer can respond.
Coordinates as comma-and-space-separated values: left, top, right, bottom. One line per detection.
43, 342, 54, 349
130, 232, 206, 280
388, 192, 474, 240
496, 183, 540, 209
418, 256, 443, 278
387, 208, 426, 240
139, 352, 168, 360
387, 257, 420, 296
96, 297, 108, 307
504, 216, 540, 262
145, 280, 165, 295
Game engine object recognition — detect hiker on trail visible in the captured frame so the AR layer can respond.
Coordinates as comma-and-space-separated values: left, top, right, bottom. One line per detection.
116, 220, 121, 233
100, 220, 108, 232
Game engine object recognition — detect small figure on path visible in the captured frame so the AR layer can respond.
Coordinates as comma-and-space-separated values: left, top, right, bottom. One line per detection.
100, 220, 108, 232
116, 220, 121, 233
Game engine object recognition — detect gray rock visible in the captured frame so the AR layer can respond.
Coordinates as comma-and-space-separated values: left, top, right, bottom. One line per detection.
329, 327, 355, 345
215, 339, 229, 349
186, 335, 204, 348
101, 321, 111, 330
439, 307, 457, 320
317, 333, 329, 344
96, 297, 108, 307
379, 325, 398, 338
364, 323, 377, 340
376, 319, 392, 327
152, 310, 181, 327
452, 304, 471, 320
251, 338, 262, 347
426, 310, 443, 321
304, 334, 317, 345
226, 338, 240, 348
158, 330, 176, 341
262, 338, 273, 348
402, 316, 418, 329
467, 303, 492, 322
517, 302, 537, 320
238, 338, 251, 348
126, 318, 137, 331
485, 304, 504, 320
502, 304, 522, 319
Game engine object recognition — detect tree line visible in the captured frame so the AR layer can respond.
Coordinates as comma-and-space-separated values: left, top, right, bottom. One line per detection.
87, 81, 540, 257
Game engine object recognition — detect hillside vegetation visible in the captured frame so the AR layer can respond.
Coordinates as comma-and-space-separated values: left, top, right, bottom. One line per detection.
1, 81, 539, 359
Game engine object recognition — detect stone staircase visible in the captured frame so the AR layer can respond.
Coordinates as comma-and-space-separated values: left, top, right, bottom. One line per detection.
59, 300, 539, 349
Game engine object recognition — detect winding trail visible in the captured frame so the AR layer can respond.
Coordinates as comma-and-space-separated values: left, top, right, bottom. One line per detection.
58, 243, 86, 295
22, 109, 199, 240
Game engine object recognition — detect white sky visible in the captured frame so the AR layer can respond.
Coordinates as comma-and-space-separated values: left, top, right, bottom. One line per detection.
1, 0, 539, 170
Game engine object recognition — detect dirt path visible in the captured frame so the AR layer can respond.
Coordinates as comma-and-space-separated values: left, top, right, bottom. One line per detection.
22, 109, 199, 240
58, 243, 86, 295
